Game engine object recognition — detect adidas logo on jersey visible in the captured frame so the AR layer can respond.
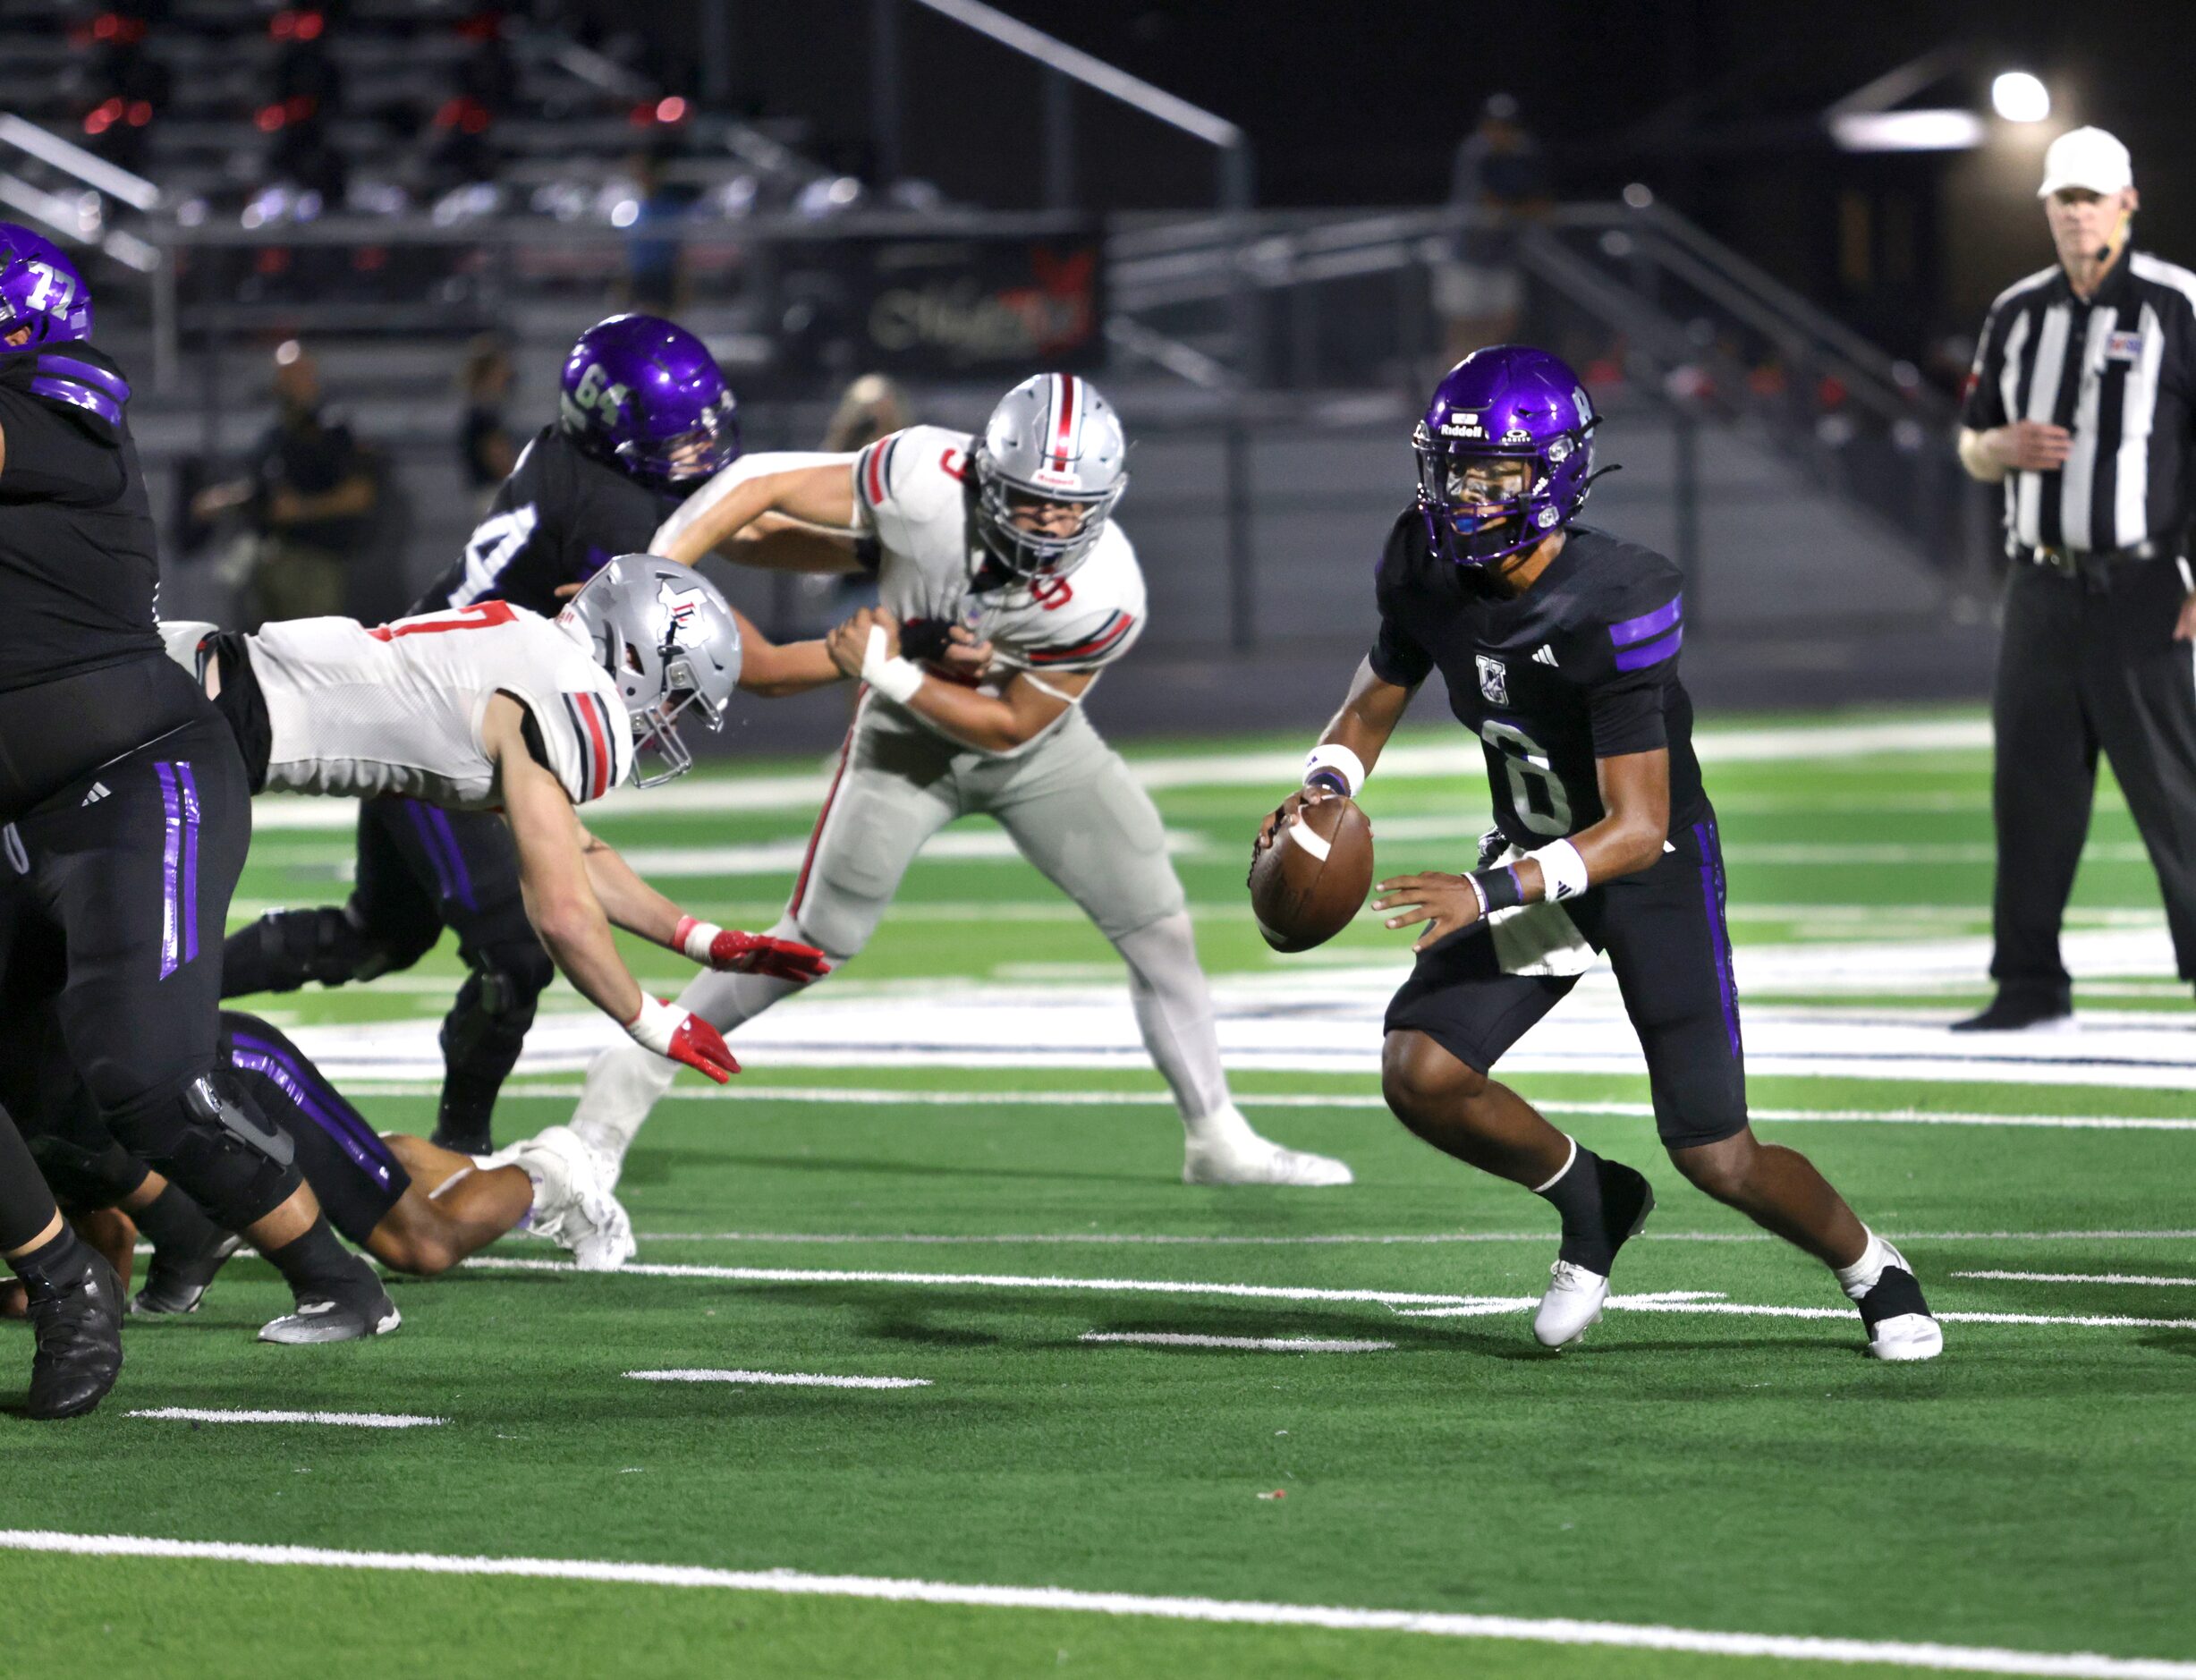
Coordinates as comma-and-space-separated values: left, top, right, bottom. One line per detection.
81, 782, 111, 807
1532, 644, 1558, 667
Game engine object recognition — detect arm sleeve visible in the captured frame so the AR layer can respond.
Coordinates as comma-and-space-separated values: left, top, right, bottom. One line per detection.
1960, 301, 2010, 431
1367, 515, 1434, 688
1589, 585, 1683, 758
0, 362, 127, 505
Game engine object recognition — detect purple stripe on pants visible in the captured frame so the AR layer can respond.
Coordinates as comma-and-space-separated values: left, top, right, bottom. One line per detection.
176, 761, 201, 963
1692, 819, 1742, 1059
229, 1035, 396, 1190
428, 806, 478, 912
156, 761, 182, 979
403, 799, 459, 904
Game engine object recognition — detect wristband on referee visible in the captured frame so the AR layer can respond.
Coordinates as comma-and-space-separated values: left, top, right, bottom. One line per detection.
1467, 865, 1525, 919
1302, 742, 1366, 798
860, 624, 925, 705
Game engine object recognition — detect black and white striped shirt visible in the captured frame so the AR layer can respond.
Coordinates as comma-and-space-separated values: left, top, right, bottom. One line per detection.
1963, 250, 2196, 555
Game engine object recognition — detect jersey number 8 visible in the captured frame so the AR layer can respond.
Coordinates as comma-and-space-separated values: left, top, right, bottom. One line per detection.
1480, 720, 1573, 836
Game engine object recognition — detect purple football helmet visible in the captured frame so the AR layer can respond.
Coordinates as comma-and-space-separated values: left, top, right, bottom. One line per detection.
558, 313, 739, 491
0, 224, 93, 347
1413, 345, 1599, 566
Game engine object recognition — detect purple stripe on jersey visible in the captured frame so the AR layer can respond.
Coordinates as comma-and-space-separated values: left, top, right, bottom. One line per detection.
176, 761, 201, 963
428, 806, 478, 912
1608, 594, 1683, 647
1613, 625, 1683, 672
38, 353, 129, 402
1692, 820, 1742, 1060
230, 1034, 397, 1190
157, 761, 182, 979
403, 799, 459, 904
30, 375, 120, 427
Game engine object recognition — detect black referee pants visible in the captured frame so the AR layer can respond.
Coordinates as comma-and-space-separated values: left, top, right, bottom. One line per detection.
1990, 556, 2196, 997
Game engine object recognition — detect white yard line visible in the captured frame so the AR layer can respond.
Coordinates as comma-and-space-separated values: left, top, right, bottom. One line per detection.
0, 1527, 2185, 1678
458, 1258, 2196, 1331
1954, 1271, 2196, 1287
125, 1408, 445, 1429
624, 1370, 929, 1389
356, 1080, 2196, 1133
1080, 1332, 1395, 1353
627, 1229, 2196, 1248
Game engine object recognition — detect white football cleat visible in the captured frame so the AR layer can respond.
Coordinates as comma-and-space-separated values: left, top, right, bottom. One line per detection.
1533, 1259, 1611, 1348
1855, 1241, 1944, 1362
509, 1124, 634, 1268
1182, 1108, 1352, 1187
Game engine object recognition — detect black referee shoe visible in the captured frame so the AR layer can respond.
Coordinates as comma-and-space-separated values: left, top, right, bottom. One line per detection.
1949, 992, 2073, 1033
24, 1249, 124, 1420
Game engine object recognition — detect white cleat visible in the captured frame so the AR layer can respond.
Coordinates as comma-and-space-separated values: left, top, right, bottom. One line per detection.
1866, 1311, 1945, 1362
1533, 1260, 1611, 1349
1182, 1109, 1352, 1187
1857, 1241, 1944, 1362
510, 1124, 634, 1268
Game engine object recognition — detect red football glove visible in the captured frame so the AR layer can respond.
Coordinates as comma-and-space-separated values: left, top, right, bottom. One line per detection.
674, 916, 831, 984
623, 996, 739, 1084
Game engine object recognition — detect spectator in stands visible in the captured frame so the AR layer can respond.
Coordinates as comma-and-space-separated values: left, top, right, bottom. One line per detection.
191, 339, 378, 625
1437, 93, 1551, 361
457, 335, 519, 513
621, 144, 692, 312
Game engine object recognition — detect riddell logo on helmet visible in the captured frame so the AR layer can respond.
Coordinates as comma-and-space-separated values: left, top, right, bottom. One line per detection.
1030, 467, 1081, 488
1439, 416, 1485, 437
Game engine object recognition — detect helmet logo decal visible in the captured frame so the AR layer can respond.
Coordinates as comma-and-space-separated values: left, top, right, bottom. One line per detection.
655, 577, 709, 637
571, 361, 632, 419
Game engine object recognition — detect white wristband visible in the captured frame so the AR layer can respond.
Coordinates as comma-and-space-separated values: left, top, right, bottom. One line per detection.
677, 917, 724, 963
624, 995, 683, 1056
1526, 837, 1590, 903
1304, 742, 1367, 796
861, 625, 924, 704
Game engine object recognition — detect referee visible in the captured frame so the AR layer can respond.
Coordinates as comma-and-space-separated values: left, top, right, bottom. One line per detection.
1955, 126, 2196, 1031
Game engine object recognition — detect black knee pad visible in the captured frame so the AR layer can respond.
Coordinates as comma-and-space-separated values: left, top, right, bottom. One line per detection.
106, 1071, 301, 1232
440, 947, 555, 1064
27, 1133, 149, 1213
222, 905, 428, 997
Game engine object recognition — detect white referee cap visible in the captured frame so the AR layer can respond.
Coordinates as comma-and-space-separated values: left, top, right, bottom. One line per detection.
2038, 126, 2132, 198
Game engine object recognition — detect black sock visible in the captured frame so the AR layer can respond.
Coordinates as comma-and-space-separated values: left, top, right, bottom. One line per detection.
8, 1224, 93, 1299
1535, 1142, 1617, 1272
131, 1184, 228, 1255
263, 1217, 372, 1301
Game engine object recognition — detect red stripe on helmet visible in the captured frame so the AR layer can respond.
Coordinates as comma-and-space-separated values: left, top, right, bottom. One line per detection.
1049, 374, 1078, 468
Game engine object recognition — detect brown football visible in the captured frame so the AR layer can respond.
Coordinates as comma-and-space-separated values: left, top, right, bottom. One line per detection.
1248, 795, 1375, 953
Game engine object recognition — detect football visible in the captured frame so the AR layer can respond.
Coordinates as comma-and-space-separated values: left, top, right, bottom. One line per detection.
1248, 795, 1375, 952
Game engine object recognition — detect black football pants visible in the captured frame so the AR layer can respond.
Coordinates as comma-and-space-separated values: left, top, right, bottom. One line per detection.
1990, 556, 2196, 1000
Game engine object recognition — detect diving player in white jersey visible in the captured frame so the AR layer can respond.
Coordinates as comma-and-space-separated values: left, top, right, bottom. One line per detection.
564, 374, 1352, 1192
163, 558, 828, 1265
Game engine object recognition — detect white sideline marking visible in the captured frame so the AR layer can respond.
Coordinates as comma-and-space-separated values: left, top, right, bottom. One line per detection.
1954, 1271, 2196, 1287
126, 1408, 445, 1430
625, 1369, 929, 1390
389, 1081, 2196, 1134
1080, 1333, 1395, 1353
458, 1259, 2196, 1331
0, 1528, 2186, 1678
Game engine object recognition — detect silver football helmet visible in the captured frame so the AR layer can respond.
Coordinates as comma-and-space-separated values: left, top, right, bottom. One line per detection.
970, 372, 1128, 581
557, 556, 742, 788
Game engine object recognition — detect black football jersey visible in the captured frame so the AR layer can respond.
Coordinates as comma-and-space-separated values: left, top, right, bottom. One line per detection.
411, 425, 683, 617
0, 340, 162, 689
1369, 515, 1707, 849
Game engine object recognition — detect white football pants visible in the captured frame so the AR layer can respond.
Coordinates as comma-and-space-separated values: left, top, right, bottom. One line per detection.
570, 697, 1234, 1166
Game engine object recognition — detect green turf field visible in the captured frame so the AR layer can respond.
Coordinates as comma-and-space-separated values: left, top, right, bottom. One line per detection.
4, 708, 2193, 1680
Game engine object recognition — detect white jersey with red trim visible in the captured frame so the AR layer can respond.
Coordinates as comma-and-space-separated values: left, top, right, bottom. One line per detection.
852, 422, 1146, 755
239, 601, 632, 809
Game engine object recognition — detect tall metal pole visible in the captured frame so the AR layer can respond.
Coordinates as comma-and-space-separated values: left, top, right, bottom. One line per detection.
870, 0, 903, 186
1042, 68, 1073, 209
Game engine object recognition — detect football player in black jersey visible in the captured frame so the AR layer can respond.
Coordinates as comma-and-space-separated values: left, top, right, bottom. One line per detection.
221, 314, 827, 1154
0, 225, 400, 1391
1259, 347, 1941, 1361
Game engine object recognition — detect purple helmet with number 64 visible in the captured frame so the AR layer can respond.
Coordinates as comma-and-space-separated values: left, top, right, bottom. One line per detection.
1413, 345, 1602, 567
558, 313, 740, 492
0, 224, 93, 346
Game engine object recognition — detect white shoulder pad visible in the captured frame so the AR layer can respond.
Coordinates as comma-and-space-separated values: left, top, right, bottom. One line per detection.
856, 425, 975, 556
650, 449, 851, 555
1001, 523, 1148, 675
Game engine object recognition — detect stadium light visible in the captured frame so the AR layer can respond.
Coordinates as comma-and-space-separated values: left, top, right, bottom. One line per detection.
1829, 109, 1986, 152
1990, 72, 2051, 123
